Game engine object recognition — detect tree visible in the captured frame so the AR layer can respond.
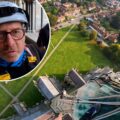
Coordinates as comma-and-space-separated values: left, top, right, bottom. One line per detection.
116, 12, 120, 17
97, 0, 104, 5
117, 33, 120, 41
78, 21, 86, 31
116, 50, 120, 63
110, 44, 119, 62
61, 0, 68, 3
89, 30, 97, 40
102, 44, 120, 64
110, 15, 120, 29
47, 13, 58, 26
102, 46, 111, 58
110, 44, 119, 53
51, 7, 59, 15
80, 30, 90, 37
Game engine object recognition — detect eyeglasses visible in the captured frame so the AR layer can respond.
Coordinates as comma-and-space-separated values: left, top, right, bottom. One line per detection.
0, 29, 25, 42
0, 7, 25, 17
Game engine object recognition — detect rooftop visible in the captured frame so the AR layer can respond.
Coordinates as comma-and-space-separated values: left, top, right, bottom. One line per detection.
37, 76, 60, 100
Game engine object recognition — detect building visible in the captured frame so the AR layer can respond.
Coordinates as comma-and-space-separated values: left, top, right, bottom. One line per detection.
68, 69, 86, 87
63, 113, 73, 120
12, 102, 27, 116
11, 102, 55, 120
87, 2, 97, 11
105, 33, 119, 43
63, 2, 72, 9
105, 0, 120, 8
57, 15, 66, 23
37, 76, 60, 100
30, 110, 55, 120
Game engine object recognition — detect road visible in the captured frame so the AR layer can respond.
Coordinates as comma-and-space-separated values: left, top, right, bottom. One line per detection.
53, 8, 114, 31
53, 14, 83, 30
53, 13, 95, 31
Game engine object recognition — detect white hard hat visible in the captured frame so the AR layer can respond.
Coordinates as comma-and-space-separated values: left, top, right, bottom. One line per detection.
0, 1, 28, 24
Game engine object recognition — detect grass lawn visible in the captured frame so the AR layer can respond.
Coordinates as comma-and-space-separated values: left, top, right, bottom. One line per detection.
1, 77, 31, 95
19, 82, 44, 106
39, 25, 113, 80
0, 89, 12, 112
0, 25, 113, 118
1, 107, 16, 119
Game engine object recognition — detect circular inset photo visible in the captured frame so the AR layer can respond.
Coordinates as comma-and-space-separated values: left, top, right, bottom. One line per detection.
0, 0, 50, 81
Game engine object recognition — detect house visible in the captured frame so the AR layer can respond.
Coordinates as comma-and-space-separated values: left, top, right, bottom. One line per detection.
59, 6, 67, 15
63, 2, 72, 9
105, 33, 119, 43
89, 22, 108, 38
57, 15, 66, 23
73, 8, 80, 16
87, 2, 97, 11
105, 0, 120, 8
54, 1, 62, 6
39, 0, 47, 4
64, 11, 74, 17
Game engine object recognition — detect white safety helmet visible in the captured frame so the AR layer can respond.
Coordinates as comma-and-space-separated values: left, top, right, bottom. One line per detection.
0, 1, 28, 24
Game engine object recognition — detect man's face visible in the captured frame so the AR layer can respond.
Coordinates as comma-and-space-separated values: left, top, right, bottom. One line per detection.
0, 22, 25, 62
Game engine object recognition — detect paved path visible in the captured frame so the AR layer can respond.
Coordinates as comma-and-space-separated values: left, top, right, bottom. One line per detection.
0, 24, 75, 117
0, 84, 15, 99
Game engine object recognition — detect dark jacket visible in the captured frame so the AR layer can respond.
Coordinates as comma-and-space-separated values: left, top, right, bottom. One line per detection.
37, 23, 49, 49
0, 44, 44, 80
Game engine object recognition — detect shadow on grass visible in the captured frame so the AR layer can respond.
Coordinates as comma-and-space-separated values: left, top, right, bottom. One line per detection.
65, 36, 90, 43
48, 73, 65, 82
60, 25, 75, 32
19, 79, 44, 107
0, 107, 16, 119
85, 44, 114, 68
63, 29, 90, 43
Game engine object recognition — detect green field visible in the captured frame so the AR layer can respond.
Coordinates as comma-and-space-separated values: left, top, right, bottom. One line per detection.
39, 25, 113, 80
0, 25, 113, 118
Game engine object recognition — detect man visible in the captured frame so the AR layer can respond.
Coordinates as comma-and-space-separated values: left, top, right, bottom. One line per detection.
0, 1, 44, 80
